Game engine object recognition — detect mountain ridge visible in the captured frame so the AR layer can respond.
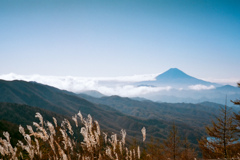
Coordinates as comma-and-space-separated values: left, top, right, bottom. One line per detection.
0, 79, 204, 144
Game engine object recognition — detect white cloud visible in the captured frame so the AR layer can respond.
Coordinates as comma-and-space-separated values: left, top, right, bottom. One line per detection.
188, 84, 215, 90
97, 85, 172, 97
0, 73, 166, 97
5, 73, 238, 96
96, 74, 158, 82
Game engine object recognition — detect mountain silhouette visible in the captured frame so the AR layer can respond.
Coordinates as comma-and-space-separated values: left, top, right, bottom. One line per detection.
137, 68, 219, 88
156, 68, 195, 80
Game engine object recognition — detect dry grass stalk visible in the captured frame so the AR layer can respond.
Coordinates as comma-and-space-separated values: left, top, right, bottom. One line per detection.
141, 127, 146, 142
0, 111, 145, 160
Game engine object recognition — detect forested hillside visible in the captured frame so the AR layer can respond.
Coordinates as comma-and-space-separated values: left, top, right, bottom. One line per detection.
1, 80, 240, 159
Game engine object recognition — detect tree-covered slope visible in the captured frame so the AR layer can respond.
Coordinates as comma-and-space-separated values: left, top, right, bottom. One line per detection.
0, 80, 203, 144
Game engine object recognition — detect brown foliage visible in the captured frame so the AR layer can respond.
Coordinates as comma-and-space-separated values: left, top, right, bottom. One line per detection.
199, 103, 238, 159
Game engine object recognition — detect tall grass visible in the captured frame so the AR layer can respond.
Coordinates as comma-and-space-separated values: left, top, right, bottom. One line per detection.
0, 111, 144, 160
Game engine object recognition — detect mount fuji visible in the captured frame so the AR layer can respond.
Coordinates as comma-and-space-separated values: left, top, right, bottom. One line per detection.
132, 68, 240, 105
136, 68, 220, 88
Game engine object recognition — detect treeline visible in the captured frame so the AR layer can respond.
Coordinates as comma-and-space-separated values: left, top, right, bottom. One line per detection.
141, 124, 197, 160
198, 83, 240, 159
1, 102, 239, 160
1, 84, 240, 159
144, 95, 240, 160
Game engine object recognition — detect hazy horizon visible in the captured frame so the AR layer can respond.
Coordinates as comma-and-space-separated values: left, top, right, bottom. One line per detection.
0, 68, 239, 85
1, 67, 239, 98
1, 0, 240, 84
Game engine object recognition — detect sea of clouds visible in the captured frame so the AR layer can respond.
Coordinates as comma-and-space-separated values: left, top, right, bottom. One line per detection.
0, 73, 232, 97
0, 73, 165, 97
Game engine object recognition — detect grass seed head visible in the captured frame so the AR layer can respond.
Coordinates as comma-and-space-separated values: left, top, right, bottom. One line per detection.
35, 112, 43, 127
141, 127, 146, 142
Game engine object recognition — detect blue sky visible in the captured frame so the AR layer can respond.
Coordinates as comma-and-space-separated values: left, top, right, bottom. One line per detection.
1, 0, 240, 82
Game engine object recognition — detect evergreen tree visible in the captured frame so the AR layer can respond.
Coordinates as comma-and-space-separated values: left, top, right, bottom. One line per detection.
231, 83, 240, 105
180, 137, 197, 160
233, 83, 240, 136
198, 101, 237, 159
234, 112, 240, 138
146, 137, 164, 160
163, 123, 181, 160
232, 82, 240, 153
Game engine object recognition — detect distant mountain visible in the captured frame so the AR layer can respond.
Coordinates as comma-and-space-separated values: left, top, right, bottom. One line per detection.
133, 68, 240, 104
79, 90, 105, 98
216, 85, 240, 92
141, 86, 240, 105
136, 68, 219, 88
77, 94, 229, 131
156, 68, 191, 79
0, 79, 203, 144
